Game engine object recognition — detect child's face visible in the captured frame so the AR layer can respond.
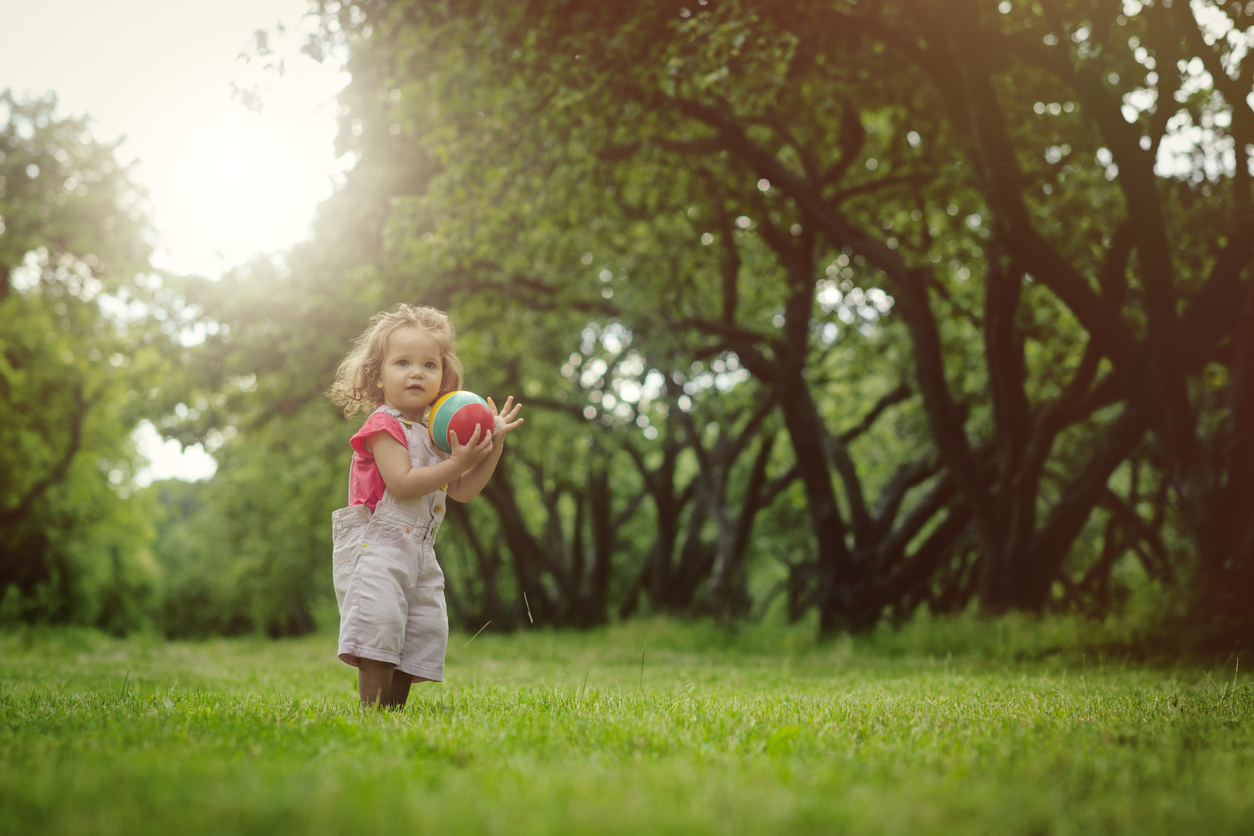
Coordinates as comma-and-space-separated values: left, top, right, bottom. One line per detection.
377, 326, 445, 422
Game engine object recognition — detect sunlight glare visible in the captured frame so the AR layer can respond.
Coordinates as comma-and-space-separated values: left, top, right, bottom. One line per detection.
0, 0, 348, 481
185, 117, 282, 239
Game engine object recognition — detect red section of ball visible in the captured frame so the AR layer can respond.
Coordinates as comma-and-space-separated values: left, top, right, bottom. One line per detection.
447, 402, 495, 447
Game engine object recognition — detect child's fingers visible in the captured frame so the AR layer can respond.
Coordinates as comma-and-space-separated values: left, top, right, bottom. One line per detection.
487, 396, 518, 419
497, 403, 522, 425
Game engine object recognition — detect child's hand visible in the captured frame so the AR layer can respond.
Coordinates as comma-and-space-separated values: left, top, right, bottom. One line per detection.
448, 423, 494, 469
486, 396, 525, 445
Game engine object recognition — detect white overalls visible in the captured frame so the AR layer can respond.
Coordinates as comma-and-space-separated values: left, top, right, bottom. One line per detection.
331, 405, 449, 682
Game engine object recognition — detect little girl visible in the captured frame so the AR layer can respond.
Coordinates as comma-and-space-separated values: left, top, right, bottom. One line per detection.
326, 304, 522, 707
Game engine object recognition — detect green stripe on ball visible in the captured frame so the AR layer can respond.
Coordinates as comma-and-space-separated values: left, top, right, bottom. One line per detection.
429, 390, 491, 454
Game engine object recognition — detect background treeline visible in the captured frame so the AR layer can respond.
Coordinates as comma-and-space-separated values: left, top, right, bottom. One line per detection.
2, 0, 1251, 645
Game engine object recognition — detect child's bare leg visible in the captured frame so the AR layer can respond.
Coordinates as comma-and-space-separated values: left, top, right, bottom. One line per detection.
387, 674, 413, 707
358, 658, 395, 707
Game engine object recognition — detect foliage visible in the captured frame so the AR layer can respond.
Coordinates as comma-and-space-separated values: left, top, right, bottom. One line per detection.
5, 0, 1249, 643
0, 91, 174, 632
119, 0, 1254, 640
2, 621, 1253, 835
146, 401, 343, 638
244, 0, 1249, 637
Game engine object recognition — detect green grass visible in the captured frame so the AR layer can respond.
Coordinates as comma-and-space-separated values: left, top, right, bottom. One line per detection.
1, 617, 1251, 835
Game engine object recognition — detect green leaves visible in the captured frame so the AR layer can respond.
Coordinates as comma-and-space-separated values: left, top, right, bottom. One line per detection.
144, 0, 1254, 635
0, 91, 164, 632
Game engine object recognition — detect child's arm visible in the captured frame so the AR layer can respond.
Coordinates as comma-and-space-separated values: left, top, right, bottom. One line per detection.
447, 396, 524, 502
368, 429, 492, 501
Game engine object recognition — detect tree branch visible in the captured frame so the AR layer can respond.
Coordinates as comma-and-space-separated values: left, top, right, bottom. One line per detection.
837, 382, 911, 445
0, 383, 87, 525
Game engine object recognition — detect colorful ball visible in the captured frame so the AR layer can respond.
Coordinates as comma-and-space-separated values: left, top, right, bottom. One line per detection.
428, 391, 494, 454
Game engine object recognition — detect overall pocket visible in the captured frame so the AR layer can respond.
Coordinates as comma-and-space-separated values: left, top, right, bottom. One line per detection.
332, 505, 371, 547
364, 519, 411, 546
331, 536, 364, 609
331, 505, 372, 608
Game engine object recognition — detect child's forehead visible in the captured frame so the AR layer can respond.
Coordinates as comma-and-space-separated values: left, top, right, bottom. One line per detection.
385, 325, 442, 356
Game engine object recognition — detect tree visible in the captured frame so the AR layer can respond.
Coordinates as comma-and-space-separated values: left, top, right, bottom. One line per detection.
820, 0, 1253, 615
166, 0, 1249, 641
303, 0, 1251, 634
0, 90, 167, 631
294, 0, 974, 633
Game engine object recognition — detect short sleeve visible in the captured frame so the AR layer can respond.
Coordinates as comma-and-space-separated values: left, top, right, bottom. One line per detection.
350, 412, 407, 458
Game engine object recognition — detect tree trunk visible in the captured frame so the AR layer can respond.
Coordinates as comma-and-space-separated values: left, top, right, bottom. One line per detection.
1214, 277, 1254, 605
580, 466, 614, 626
776, 372, 855, 635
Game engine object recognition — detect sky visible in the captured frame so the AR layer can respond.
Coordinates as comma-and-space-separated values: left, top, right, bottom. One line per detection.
0, 0, 348, 483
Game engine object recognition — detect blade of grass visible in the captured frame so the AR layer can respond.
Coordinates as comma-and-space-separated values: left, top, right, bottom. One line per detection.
462, 620, 492, 649
1203, 671, 1225, 701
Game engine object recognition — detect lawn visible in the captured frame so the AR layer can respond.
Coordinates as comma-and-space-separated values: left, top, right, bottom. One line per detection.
1, 617, 1250, 835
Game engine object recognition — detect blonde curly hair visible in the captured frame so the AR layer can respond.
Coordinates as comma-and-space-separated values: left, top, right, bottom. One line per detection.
327, 304, 465, 418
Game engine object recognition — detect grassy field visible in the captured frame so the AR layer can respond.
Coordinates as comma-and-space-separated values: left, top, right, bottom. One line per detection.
1, 617, 1251, 835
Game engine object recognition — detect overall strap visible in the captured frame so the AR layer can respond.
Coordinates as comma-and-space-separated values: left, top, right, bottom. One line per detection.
373, 404, 408, 426
374, 404, 440, 459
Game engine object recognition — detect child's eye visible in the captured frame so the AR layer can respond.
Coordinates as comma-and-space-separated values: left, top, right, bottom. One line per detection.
397, 359, 409, 366
425, 361, 437, 369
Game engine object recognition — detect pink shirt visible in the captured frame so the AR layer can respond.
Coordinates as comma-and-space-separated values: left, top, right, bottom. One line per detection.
348, 412, 409, 512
